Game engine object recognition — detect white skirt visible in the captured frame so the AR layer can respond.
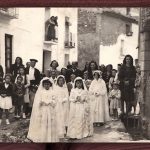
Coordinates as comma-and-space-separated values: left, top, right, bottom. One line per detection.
0, 96, 12, 109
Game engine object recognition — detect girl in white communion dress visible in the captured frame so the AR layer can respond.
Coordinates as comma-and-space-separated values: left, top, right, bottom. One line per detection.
67, 77, 93, 140
27, 77, 58, 142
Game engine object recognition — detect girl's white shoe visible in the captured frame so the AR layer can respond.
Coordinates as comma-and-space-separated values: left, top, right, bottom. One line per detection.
6, 119, 10, 125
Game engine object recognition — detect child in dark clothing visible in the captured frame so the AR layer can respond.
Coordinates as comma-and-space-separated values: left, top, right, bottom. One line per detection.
13, 75, 25, 118
0, 74, 13, 125
16, 66, 30, 119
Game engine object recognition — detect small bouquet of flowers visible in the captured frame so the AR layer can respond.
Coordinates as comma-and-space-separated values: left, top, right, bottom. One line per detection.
75, 96, 81, 103
75, 95, 86, 104
40, 95, 56, 107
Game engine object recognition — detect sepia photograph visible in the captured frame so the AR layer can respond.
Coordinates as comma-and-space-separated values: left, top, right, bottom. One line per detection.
0, 7, 149, 143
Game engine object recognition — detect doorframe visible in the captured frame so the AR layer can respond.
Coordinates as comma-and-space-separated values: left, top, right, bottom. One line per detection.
5, 34, 13, 73
43, 49, 52, 73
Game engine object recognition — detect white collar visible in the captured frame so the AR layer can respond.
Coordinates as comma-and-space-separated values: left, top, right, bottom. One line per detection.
5, 83, 9, 88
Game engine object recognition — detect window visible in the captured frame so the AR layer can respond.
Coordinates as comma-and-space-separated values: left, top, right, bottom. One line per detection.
120, 39, 125, 56
126, 8, 131, 15
69, 32, 75, 47
0, 8, 18, 18
45, 8, 50, 40
43, 50, 51, 74
65, 16, 70, 46
126, 23, 133, 36
45, 8, 58, 42
65, 16, 75, 48
5, 34, 12, 73
45, 8, 50, 21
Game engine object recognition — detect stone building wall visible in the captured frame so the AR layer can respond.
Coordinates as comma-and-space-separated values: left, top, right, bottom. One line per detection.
0, 8, 45, 73
100, 13, 126, 46
139, 8, 150, 121
78, 9, 99, 69
78, 8, 139, 69
100, 13, 138, 68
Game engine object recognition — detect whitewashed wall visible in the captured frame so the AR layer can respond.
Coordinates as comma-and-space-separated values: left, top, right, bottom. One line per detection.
0, 7, 78, 73
50, 8, 78, 70
0, 8, 45, 73
43, 8, 78, 71
99, 23, 139, 69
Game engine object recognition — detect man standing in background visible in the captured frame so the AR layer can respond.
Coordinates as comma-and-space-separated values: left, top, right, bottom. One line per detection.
25, 59, 41, 116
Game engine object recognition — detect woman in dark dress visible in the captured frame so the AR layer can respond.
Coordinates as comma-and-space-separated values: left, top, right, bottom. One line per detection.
47, 16, 56, 41
118, 55, 136, 115
87, 61, 98, 80
11, 57, 23, 80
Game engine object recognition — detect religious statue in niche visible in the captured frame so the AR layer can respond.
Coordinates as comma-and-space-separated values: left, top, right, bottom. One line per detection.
46, 16, 58, 42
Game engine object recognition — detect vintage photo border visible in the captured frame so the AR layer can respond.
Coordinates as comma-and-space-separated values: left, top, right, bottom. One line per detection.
0, 0, 150, 149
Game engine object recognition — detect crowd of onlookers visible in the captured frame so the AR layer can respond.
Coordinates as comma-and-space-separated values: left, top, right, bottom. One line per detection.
0, 55, 142, 142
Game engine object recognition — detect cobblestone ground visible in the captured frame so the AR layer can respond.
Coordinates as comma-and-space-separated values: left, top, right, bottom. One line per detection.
0, 115, 149, 143
0, 114, 30, 143
64, 119, 149, 143
65, 120, 132, 143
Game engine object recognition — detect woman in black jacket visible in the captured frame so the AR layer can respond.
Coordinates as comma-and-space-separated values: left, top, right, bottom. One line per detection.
118, 55, 136, 115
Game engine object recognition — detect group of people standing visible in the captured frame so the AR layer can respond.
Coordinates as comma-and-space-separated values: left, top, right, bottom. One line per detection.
27, 66, 110, 142
0, 57, 41, 125
0, 54, 142, 142
27, 54, 142, 142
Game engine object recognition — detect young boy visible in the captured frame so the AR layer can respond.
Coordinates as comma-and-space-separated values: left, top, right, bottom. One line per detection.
13, 75, 25, 118
109, 81, 121, 120
109, 69, 117, 92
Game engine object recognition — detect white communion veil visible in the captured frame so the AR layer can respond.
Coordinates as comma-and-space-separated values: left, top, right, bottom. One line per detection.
73, 77, 87, 91
55, 75, 67, 88
27, 77, 53, 142
93, 70, 102, 78
37, 77, 54, 92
